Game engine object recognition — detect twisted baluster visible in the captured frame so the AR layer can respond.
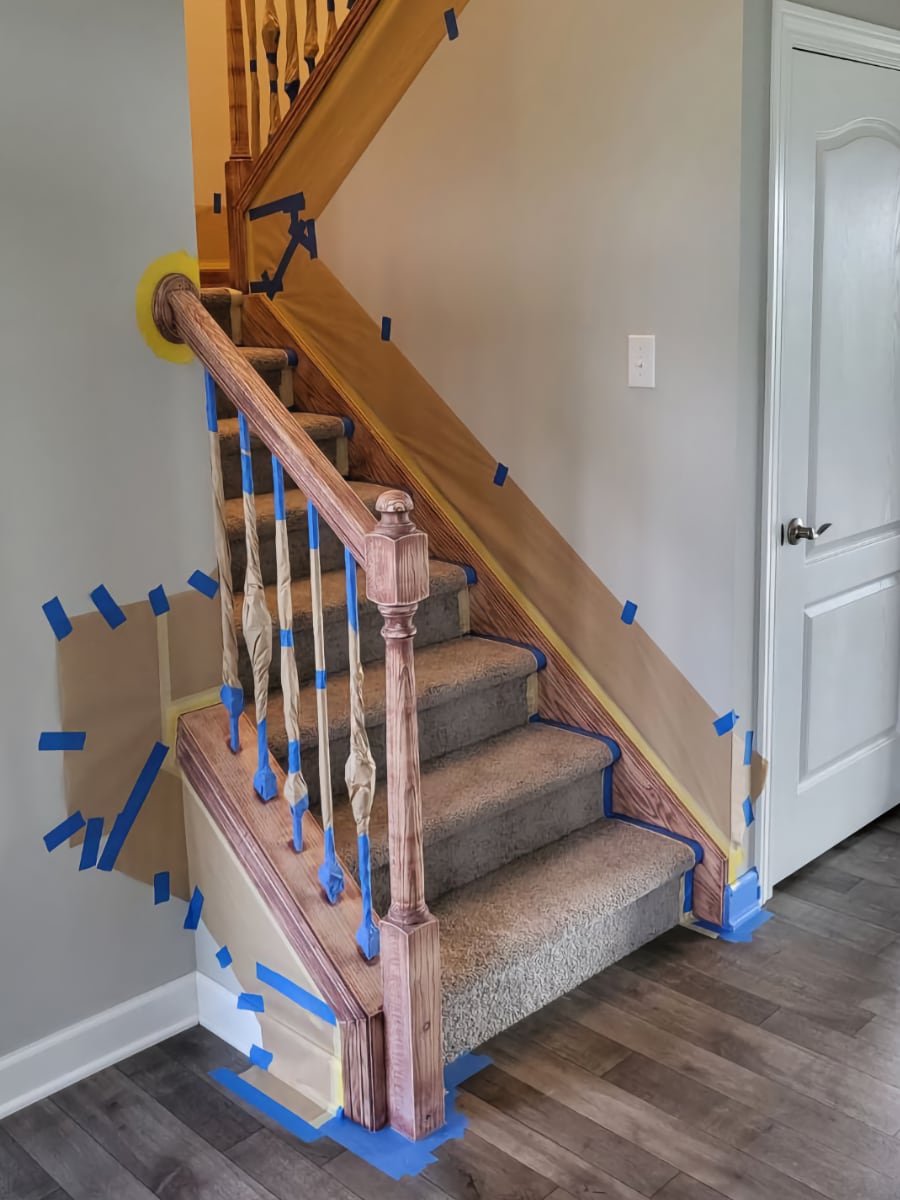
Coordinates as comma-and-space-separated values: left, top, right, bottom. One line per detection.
325, 0, 337, 52
245, 0, 261, 157
263, 0, 281, 140
308, 502, 344, 903
344, 548, 378, 958
272, 458, 309, 849
284, 0, 300, 105
304, 0, 319, 75
204, 372, 244, 750
239, 413, 278, 800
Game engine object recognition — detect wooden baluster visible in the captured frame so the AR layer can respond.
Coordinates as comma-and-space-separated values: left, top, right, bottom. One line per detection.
262, 0, 282, 139
284, 0, 301, 105
226, 0, 250, 158
273, 457, 310, 848
239, 414, 278, 801
365, 491, 444, 1141
324, 0, 338, 53
244, 0, 261, 158
204, 372, 244, 751
344, 547, 378, 959
304, 0, 319, 75
308, 502, 344, 903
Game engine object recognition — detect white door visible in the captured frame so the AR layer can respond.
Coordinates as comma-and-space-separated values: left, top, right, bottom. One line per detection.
770, 48, 900, 884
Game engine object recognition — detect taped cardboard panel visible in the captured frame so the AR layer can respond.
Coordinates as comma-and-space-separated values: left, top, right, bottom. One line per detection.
183, 781, 341, 1061
240, 1062, 335, 1127
254, 1011, 342, 1112
167, 586, 224, 701
57, 600, 188, 898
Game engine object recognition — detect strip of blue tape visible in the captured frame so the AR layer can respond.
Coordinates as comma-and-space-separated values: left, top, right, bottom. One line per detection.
743, 729, 754, 766
79, 817, 104, 871
444, 7, 459, 39
287, 740, 301, 775
280, 628, 294, 648
315, 669, 327, 690
42, 596, 72, 640
204, 369, 218, 434
39, 731, 86, 751
90, 584, 126, 630
272, 456, 287, 522
154, 871, 171, 905
216, 945, 233, 969
713, 709, 738, 737
341, 416, 355, 439
148, 585, 170, 616
345, 546, 359, 634
237, 992, 265, 1013
188, 570, 219, 599
213, 192, 222, 214
256, 963, 336, 1026
742, 797, 754, 827
621, 600, 638, 626
249, 190, 306, 222
249, 1044, 273, 1071
97, 741, 169, 872
695, 908, 772, 943
493, 462, 508, 487
249, 58, 257, 71
381, 316, 392, 342
44, 811, 85, 852
184, 887, 204, 930
307, 501, 320, 549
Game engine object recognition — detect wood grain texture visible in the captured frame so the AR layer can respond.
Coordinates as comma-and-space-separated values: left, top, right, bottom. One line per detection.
226, 0, 250, 159
225, 158, 252, 293
241, 296, 728, 925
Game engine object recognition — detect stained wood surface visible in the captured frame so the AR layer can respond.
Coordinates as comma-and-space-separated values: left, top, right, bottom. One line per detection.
226, 0, 250, 159
241, 296, 728, 926
5, 812, 898, 1199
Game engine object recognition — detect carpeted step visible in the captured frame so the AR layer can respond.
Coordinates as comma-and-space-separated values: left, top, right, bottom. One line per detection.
200, 287, 243, 343
215, 347, 293, 418
219, 412, 349, 500
226, 481, 384, 589
435, 821, 695, 1061
235, 561, 469, 691
334, 723, 614, 912
263, 636, 540, 803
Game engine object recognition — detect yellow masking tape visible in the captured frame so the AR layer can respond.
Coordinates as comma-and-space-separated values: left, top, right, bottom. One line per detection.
136, 250, 200, 364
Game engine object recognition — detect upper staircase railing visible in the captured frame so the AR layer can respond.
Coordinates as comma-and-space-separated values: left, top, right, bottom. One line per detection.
152, 274, 444, 1141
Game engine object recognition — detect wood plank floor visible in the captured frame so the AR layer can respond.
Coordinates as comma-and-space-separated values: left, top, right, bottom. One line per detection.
4, 810, 900, 1199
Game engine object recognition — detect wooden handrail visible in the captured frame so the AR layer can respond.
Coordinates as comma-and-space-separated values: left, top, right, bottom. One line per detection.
152, 273, 376, 563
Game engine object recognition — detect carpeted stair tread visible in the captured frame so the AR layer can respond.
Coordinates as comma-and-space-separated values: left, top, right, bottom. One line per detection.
201, 287, 243, 341
238, 346, 291, 373
333, 723, 613, 909
435, 821, 695, 1059
224, 480, 383, 538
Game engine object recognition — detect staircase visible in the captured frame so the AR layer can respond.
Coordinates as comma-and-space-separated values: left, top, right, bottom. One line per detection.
200, 287, 695, 1066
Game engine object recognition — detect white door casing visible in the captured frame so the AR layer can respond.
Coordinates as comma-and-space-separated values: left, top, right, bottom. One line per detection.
761, 2, 900, 890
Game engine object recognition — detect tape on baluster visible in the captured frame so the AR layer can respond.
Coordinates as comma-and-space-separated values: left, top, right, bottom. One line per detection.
42, 596, 72, 640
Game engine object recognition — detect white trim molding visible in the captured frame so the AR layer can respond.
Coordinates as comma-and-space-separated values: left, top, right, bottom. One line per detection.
758, 0, 900, 898
196, 970, 261, 1057
0, 974, 198, 1120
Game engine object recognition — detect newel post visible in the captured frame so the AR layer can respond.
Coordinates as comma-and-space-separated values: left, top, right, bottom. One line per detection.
364, 490, 444, 1141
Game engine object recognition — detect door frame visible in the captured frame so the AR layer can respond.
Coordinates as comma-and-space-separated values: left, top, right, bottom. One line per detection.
758, 0, 900, 897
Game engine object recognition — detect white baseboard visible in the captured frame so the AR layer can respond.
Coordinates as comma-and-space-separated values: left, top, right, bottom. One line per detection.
196, 970, 261, 1057
0, 973, 198, 1120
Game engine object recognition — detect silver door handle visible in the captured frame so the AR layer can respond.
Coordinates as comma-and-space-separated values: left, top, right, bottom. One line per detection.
786, 518, 832, 545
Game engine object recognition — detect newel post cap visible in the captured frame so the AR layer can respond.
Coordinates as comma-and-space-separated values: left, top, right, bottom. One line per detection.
365, 490, 430, 607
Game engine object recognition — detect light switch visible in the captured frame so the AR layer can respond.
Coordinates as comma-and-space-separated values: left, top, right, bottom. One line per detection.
628, 335, 656, 389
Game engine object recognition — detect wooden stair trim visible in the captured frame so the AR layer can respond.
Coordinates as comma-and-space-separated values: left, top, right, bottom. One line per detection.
242, 296, 728, 927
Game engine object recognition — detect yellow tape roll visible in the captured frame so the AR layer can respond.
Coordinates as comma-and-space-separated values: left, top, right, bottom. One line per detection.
136, 250, 200, 364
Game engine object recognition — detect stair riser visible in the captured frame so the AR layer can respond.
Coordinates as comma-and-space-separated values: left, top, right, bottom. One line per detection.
216, 371, 284, 420
229, 514, 345, 587
368, 768, 607, 913
221, 436, 344, 501
239, 591, 465, 691
441, 875, 684, 1062
278, 675, 536, 805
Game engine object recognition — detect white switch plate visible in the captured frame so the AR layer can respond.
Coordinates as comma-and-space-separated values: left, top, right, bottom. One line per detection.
628, 335, 656, 389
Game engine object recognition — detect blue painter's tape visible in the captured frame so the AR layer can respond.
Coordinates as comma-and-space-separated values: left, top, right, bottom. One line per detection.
269, 79, 278, 94
250, 1044, 274, 1071
79, 817, 104, 871
204, 370, 218, 433
341, 416, 355, 439
318, 826, 344, 905
272, 457, 287, 521
683, 864, 694, 915
213, 192, 222, 214
307, 501, 320, 549
254, 720, 278, 802
44, 811, 85, 852
694, 867, 772, 942
256, 963, 336, 1025
621, 600, 638, 626
249, 191, 306, 222
327, 0, 334, 9
287, 740, 301, 775
216, 945, 233, 969
285, 77, 301, 104
743, 730, 754, 766
315, 669, 327, 690
280, 628, 294, 648
42, 597, 72, 641
39, 731, 86, 751
381, 316, 392, 342
493, 462, 508, 487
237, 992, 265, 1013
713, 709, 738, 737
148, 585, 170, 616
188, 570, 219, 599
90, 584, 126, 629
97, 742, 169, 872
154, 871, 170, 904
444, 1053, 491, 1090
238, 412, 254, 494
444, 7, 459, 39
355, 833, 380, 961
743, 797, 754, 827
285, 348, 299, 367
291, 794, 309, 853
472, 633, 547, 672
249, 58, 257, 72
220, 683, 244, 754
184, 887, 204, 931
345, 546, 359, 634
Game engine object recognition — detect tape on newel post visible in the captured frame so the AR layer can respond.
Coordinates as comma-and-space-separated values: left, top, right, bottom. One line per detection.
355, 833, 380, 961
288, 740, 309, 852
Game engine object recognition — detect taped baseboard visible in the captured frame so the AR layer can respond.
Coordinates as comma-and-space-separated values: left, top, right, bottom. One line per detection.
196, 970, 261, 1057
0, 973, 198, 1120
